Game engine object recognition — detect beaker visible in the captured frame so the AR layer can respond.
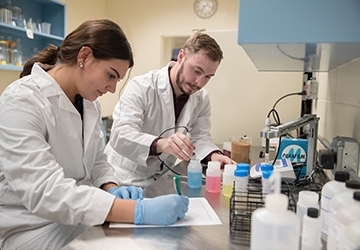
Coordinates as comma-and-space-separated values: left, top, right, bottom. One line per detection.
231, 135, 251, 164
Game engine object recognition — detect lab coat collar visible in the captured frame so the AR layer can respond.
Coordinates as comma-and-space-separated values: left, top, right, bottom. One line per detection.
31, 63, 78, 115
31, 63, 99, 152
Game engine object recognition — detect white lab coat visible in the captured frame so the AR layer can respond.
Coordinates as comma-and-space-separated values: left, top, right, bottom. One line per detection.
105, 62, 219, 188
0, 64, 118, 247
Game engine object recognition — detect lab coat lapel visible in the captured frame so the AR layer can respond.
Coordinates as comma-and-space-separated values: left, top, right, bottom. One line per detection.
177, 93, 199, 127
82, 99, 98, 153
159, 65, 175, 125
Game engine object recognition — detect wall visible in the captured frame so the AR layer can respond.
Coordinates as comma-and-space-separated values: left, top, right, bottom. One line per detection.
104, 0, 303, 146
314, 58, 360, 149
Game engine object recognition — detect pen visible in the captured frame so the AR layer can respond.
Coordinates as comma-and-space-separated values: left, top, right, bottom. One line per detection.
173, 174, 182, 195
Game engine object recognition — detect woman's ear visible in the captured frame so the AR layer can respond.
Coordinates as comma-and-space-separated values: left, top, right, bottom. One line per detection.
78, 46, 92, 62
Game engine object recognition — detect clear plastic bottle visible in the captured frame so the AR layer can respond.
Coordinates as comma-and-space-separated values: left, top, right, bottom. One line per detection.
187, 159, 202, 188
320, 171, 350, 241
234, 169, 248, 214
332, 192, 360, 250
205, 161, 221, 193
327, 180, 360, 250
262, 170, 272, 195
261, 164, 273, 195
222, 164, 236, 197
251, 172, 300, 250
344, 220, 360, 250
296, 190, 319, 233
301, 207, 322, 250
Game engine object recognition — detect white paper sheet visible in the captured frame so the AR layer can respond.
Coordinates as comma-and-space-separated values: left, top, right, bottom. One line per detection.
109, 197, 222, 228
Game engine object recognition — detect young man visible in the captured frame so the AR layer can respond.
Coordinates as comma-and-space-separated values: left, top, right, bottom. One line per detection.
106, 32, 235, 188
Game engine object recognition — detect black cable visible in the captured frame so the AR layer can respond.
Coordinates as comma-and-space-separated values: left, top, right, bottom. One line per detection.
155, 125, 190, 177
271, 91, 305, 125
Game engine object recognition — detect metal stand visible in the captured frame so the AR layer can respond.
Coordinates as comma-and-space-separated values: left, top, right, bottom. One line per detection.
259, 114, 320, 176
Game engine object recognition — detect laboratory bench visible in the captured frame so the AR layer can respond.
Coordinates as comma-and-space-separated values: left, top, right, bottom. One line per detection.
61, 147, 328, 250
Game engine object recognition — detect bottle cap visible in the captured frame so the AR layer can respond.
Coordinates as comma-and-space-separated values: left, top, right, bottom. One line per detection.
262, 170, 272, 179
298, 191, 319, 205
261, 164, 274, 171
345, 180, 360, 189
334, 171, 350, 182
307, 207, 319, 218
208, 161, 220, 169
224, 164, 236, 174
234, 169, 248, 177
236, 163, 250, 171
353, 191, 360, 201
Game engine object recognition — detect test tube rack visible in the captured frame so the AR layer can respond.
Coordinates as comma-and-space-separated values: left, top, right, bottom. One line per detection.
229, 178, 296, 246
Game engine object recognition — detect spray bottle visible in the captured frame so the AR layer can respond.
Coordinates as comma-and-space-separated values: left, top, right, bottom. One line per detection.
251, 172, 300, 250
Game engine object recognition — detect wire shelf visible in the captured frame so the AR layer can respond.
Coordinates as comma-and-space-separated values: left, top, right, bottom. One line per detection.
229, 178, 296, 246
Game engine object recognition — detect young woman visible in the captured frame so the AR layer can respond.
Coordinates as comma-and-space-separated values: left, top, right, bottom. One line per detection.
0, 19, 188, 250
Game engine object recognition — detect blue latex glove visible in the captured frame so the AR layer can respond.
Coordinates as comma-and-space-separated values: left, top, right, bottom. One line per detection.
134, 194, 189, 225
108, 186, 143, 200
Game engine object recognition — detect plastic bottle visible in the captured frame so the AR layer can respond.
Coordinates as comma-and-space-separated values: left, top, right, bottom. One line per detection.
260, 164, 273, 195
331, 192, 360, 250
327, 180, 360, 250
234, 169, 248, 214
262, 170, 272, 195
205, 161, 221, 193
301, 207, 322, 250
251, 172, 300, 250
296, 190, 319, 233
320, 171, 350, 241
344, 220, 360, 250
222, 164, 236, 197
187, 159, 202, 188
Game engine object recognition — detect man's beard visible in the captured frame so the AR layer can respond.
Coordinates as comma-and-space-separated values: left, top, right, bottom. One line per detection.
176, 63, 190, 96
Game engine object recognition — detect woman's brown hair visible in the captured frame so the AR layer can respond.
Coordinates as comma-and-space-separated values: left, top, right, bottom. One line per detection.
20, 19, 134, 78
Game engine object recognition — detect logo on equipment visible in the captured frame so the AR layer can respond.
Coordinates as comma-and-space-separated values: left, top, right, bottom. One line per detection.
281, 145, 306, 163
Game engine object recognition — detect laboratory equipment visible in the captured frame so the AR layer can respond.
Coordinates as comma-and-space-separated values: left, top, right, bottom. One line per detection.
327, 181, 360, 250
332, 192, 360, 249
234, 168, 248, 214
320, 171, 350, 241
231, 135, 251, 164
260, 114, 319, 177
331, 136, 359, 175
250, 172, 300, 250
301, 207, 322, 250
344, 220, 360, 250
205, 161, 221, 193
187, 159, 202, 189
222, 164, 236, 197
296, 190, 319, 233
261, 170, 272, 195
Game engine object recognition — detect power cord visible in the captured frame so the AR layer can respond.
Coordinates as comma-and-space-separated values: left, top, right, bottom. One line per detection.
155, 125, 189, 177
